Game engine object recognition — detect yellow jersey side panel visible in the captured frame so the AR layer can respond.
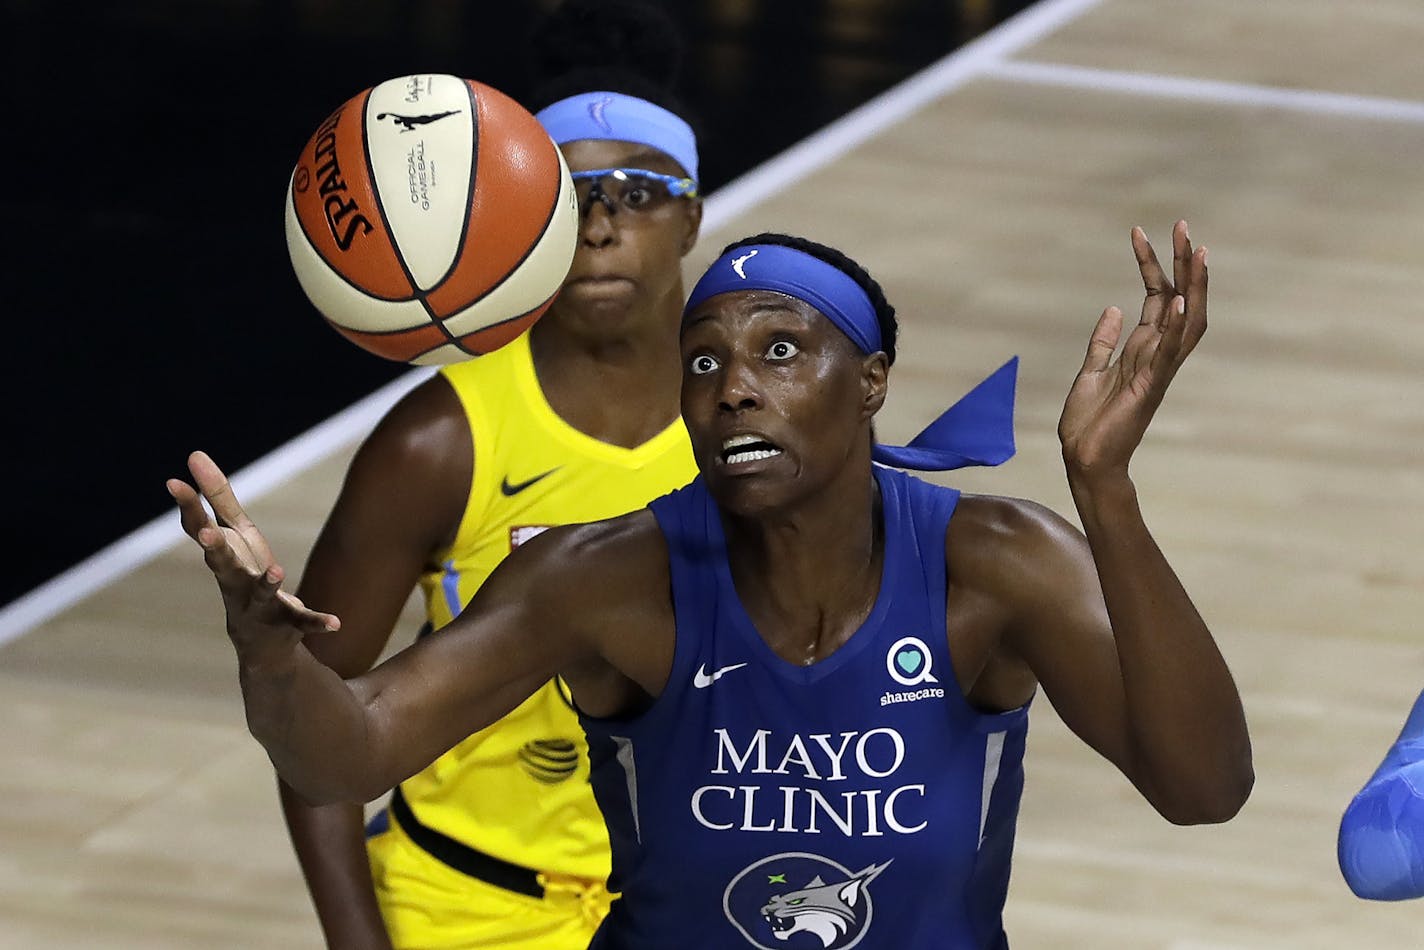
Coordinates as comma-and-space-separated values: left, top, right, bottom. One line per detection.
409, 332, 695, 879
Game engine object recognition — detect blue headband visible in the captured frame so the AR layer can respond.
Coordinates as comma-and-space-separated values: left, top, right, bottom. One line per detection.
535, 91, 699, 184
686, 245, 881, 353
683, 243, 1017, 473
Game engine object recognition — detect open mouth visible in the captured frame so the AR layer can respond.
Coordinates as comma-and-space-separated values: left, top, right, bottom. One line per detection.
720, 433, 784, 466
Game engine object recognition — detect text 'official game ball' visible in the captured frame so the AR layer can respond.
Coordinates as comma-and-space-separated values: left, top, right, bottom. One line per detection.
285, 74, 579, 365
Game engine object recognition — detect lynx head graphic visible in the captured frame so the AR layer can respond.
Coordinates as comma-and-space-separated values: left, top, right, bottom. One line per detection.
724, 853, 892, 949
760, 863, 890, 946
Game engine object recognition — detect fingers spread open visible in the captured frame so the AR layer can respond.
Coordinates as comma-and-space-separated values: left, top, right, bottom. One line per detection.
169, 478, 214, 544
1081, 306, 1124, 375
189, 451, 248, 529
276, 589, 342, 634
1186, 244, 1209, 335
251, 563, 285, 604
187, 450, 275, 568
1132, 230, 1170, 294
1172, 220, 1194, 298
1132, 226, 1174, 327
198, 524, 255, 584
1147, 295, 1190, 387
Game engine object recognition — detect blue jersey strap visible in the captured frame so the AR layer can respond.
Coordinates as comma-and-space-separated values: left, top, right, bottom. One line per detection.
1338, 689, 1424, 900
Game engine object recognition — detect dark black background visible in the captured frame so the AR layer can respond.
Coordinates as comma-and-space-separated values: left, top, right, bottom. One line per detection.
3, 0, 1034, 609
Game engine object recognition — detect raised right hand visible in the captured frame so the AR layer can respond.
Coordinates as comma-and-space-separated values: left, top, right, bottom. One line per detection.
168, 450, 339, 666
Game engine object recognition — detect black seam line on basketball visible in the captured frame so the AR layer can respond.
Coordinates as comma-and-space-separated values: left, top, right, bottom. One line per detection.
443, 154, 565, 333
292, 192, 417, 302
360, 83, 462, 353
429, 79, 481, 294
452, 285, 562, 356
290, 99, 418, 305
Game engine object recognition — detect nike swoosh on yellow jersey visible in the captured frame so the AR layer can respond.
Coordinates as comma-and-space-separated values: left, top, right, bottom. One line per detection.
500, 467, 561, 496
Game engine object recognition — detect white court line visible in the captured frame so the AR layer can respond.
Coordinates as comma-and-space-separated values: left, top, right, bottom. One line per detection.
702, 0, 1106, 232
0, 368, 436, 648
0, 0, 1105, 648
987, 59, 1424, 125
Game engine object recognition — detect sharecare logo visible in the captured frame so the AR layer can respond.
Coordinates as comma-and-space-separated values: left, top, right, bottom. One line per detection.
885, 636, 937, 687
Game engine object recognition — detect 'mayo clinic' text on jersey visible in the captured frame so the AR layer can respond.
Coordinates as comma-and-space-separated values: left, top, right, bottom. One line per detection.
581, 467, 1030, 950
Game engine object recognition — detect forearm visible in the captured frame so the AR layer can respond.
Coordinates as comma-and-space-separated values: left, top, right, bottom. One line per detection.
279, 779, 394, 948
1069, 470, 1252, 822
1339, 690, 1424, 900
239, 646, 385, 804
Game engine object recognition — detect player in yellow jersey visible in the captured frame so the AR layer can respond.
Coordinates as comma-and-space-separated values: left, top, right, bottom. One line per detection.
278, 4, 703, 947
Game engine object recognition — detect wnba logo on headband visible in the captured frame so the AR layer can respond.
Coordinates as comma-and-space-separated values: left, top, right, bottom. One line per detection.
536, 91, 699, 184
686, 244, 881, 354
587, 96, 614, 134
730, 250, 758, 279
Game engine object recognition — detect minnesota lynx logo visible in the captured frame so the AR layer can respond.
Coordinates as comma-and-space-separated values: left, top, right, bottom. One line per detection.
723, 852, 891, 948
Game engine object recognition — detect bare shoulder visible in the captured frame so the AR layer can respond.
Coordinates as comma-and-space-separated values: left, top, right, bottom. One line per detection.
524, 504, 666, 564
357, 372, 469, 472
505, 508, 672, 631
520, 507, 670, 585
950, 493, 1084, 557
501, 508, 676, 713
947, 494, 1092, 598
298, 373, 472, 661
332, 373, 470, 546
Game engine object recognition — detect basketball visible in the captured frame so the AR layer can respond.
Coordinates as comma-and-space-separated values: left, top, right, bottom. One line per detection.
284, 74, 579, 365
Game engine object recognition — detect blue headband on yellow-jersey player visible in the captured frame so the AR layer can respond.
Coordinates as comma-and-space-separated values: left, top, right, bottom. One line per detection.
535, 91, 699, 185
684, 243, 1018, 473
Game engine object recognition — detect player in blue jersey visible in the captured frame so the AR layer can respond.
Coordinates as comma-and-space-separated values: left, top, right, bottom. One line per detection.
171, 220, 1253, 948
1339, 689, 1424, 900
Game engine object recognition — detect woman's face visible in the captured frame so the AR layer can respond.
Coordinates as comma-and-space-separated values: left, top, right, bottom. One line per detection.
551, 138, 702, 332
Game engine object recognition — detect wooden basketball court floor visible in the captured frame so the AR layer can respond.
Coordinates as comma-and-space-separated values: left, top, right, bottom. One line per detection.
4, 0, 1424, 945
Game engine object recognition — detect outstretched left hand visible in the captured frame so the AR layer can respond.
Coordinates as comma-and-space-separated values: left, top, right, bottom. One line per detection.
1058, 220, 1208, 479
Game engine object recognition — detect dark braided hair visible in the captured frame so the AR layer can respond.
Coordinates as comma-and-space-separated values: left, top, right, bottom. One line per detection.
719, 233, 899, 365
525, 0, 698, 132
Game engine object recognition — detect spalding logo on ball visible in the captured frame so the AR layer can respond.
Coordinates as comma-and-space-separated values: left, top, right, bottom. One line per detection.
285, 74, 579, 365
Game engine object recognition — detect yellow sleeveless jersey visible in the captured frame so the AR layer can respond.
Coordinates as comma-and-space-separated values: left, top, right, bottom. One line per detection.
407, 331, 695, 881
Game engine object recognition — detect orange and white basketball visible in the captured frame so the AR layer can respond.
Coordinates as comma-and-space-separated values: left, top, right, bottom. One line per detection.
285, 74, 579, 364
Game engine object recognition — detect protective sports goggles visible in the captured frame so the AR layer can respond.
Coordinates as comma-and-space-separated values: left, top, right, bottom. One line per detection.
570, 168, 699, 217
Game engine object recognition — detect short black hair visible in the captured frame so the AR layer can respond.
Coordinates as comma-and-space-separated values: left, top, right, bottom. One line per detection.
719, 233, 899, 365
525, 0, 698, 131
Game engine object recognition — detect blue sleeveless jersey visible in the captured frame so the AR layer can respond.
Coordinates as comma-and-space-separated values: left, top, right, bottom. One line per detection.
581, 467, 1031, 950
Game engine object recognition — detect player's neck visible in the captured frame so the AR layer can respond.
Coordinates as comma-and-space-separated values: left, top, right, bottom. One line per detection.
724, 472, 884, 665
528, 304, 683, 449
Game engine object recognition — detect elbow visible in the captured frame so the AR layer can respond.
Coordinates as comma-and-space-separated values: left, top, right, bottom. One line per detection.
279, 770, 386, 808
1153, 758, 1256, 826
1160, 780, 1253, 826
